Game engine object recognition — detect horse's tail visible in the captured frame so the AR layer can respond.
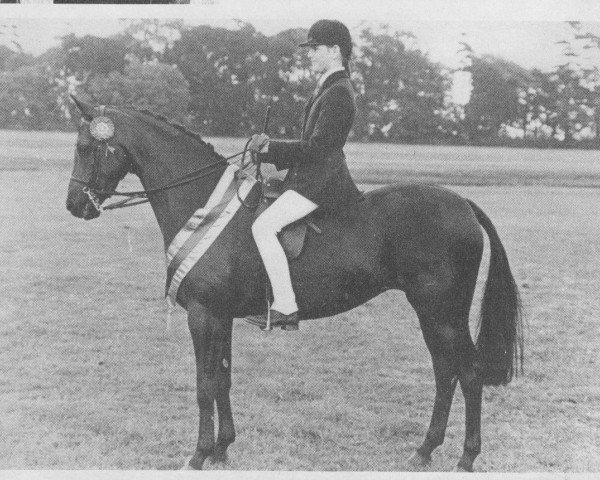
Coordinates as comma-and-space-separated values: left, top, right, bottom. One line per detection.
467, 199, 524, 386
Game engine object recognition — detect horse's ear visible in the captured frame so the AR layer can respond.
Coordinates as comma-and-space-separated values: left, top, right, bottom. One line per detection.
70, 95, 95, 121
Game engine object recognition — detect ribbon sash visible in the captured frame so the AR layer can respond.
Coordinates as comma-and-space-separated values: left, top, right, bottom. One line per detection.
165, 165, 257, 308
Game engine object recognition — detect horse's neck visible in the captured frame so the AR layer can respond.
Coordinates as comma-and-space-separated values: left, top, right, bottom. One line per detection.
135, 145, 226, 249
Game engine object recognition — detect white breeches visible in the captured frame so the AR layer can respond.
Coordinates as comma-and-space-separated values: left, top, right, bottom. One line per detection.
252, 190, 318, 314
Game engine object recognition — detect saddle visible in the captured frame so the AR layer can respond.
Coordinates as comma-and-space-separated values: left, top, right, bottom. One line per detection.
257, 177, 322, 260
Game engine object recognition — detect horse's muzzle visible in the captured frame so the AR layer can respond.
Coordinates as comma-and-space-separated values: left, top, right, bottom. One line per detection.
66, 182, 101, 220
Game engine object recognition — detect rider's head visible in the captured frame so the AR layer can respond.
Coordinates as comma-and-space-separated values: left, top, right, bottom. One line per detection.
300, 20, 352, 75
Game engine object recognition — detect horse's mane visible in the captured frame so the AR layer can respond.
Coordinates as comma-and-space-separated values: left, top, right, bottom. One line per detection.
125, 107, 224, 160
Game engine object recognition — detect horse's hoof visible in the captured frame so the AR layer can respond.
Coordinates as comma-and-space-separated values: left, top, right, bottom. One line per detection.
183, 453, 208, 470
453, 466, 470, 472
406, 451, 431, 470
454, 462, 474, 472
210, 452, 229, 465
180, 456, 197, 470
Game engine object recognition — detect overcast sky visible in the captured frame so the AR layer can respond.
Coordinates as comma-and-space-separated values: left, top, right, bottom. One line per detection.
1, 0, 600, 71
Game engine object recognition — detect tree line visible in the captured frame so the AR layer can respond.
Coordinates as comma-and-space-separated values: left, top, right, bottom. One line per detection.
0, 20, 599, 148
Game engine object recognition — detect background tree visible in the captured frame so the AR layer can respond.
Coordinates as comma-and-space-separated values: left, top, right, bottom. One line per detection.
122, 19, 185, 63
0, 45, 34, 71
84, 58, 190, 120
543, 64, 591, 145
0, 19, 599, 149
61, 34, 130, 85
554, 22, 600, 145
353, 25, 448, 143
0, 64, 58, 129
166, 23, 272, 135
257, 27, 313, 137
462, 55, 527, 143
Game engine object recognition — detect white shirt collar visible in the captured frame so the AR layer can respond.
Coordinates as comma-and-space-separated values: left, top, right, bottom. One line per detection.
317, 66, 346, 88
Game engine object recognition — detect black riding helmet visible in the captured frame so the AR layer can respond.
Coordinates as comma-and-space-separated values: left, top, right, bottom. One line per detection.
299, 19, 352, 60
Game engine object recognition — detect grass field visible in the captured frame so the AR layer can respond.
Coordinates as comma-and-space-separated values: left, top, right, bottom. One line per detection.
0, 130, 599, 471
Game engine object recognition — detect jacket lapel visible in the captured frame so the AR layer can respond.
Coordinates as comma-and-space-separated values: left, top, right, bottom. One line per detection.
301, 70, 349, 134
313, 70, 349, 102
301, 96, 314, 134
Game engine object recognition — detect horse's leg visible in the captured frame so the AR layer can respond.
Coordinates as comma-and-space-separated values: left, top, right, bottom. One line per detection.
212, 318, 235, 464
185, 301, 234, 470
405, 259, 480, 470
455, 345, 483, 472
406, 304, 460, 469
412, 319, 481, 472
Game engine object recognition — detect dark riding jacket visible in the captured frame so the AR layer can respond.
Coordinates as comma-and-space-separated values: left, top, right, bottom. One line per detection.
259, 70, 362, 211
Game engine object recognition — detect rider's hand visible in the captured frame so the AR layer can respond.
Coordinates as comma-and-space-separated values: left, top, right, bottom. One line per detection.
248, 133, 269, 153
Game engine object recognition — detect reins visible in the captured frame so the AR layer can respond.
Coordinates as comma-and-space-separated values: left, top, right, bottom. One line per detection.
236, 106, 270, 210
71, 105, 267, 212
71, 137, 256, 211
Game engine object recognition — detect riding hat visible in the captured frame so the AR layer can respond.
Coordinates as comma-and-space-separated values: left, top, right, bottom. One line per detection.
299, 20, 352, 58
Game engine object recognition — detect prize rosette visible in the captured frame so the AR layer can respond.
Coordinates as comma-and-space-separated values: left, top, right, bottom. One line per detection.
89, 116, 115, 141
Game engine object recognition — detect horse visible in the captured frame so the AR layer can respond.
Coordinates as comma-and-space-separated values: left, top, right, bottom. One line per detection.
65, 97, 523, 472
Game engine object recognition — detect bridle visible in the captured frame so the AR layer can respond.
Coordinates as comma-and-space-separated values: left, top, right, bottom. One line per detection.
70, 106, 256, 212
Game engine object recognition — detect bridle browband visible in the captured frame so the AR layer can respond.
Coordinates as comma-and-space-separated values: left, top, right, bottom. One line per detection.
70, 106, 254, 211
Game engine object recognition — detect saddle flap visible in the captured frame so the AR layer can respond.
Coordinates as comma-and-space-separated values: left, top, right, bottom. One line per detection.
279, 222, 307, 261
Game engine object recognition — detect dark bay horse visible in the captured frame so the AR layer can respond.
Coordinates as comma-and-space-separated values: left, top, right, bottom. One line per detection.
65, 98, 523, 472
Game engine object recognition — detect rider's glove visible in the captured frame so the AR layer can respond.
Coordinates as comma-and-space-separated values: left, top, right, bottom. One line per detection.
248, 133, 270, 153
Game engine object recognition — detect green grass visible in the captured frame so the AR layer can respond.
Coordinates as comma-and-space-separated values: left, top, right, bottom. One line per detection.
0, 131, 599, 471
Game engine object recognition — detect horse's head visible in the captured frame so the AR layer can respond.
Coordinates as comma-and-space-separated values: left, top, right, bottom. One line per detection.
66, 96, 133, 220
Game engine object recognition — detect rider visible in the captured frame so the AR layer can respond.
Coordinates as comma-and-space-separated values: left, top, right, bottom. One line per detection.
245, 19, 362, 330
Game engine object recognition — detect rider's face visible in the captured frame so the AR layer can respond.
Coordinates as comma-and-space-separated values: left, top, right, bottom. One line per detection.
307, 44, 338, 73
